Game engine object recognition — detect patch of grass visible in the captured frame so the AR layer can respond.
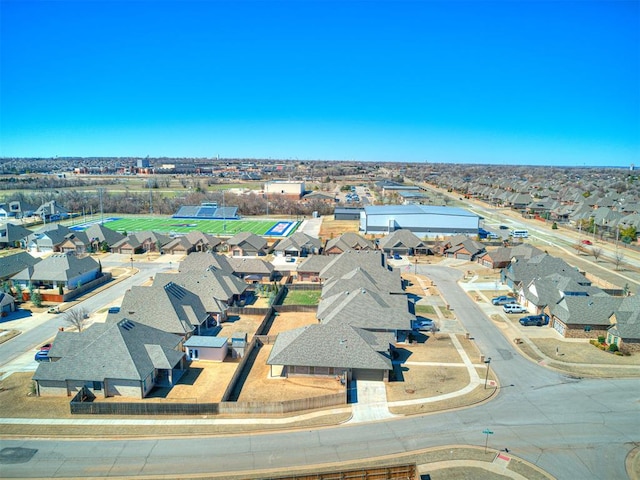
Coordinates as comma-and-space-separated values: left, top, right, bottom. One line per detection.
281, 290, 321, 306
415, 304, 436, 315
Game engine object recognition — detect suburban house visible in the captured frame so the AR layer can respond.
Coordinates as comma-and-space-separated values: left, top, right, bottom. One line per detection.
0, 222, 32, 248
0, 200, 37, 219
179, 251, 235, 274
162, 231, 222, 255
110, 231, 172, 255
477, 245, 545, 269
111, 282, 210, 337
25, 224, 74, 253
34, 200, 70, 222
518, 273, 606, 315
57, 231, 91, 255
0, 251, 41, 282
319, 250, 391, 284
443, 238, 485, 261
11, 252, 101, 290
0, 292, 16, 315
607, 296, 640, 353
296, 255, 334, 283
377, 229, 431, 256
272, 232, 322, 257
266, 322, 393, 382
184, 336, 228, 362
33, 318, 186, 399
324, 233, 375, 255
316, 287, 414, 338
501, 254, 591, 291
153, 269, 248, 324
228, 257, 275, 283
83, 224, 126, 251
549, 295, 622, 338
225, 232, 268, 257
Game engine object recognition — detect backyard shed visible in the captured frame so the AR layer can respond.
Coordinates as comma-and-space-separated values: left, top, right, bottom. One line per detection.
184, 336, 228, 362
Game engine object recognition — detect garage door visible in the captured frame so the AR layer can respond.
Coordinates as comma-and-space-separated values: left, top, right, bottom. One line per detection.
353, 369, 384, 381
552, 318, 566, 336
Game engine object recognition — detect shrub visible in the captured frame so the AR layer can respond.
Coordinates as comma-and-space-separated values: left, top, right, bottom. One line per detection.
608, 343, 619, 352
597, 335, 606, 344
598, 344, 606, 350
614, 351, 623, 356
589, 339, 598, 346
551, 222, 558, 230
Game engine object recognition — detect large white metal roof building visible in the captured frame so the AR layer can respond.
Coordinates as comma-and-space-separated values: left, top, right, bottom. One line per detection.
359, 205, 480, 236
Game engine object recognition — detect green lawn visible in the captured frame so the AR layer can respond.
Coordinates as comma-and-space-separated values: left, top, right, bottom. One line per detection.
415, 305, 436, 315
83, 217, 295, 236
281, 290, 322, 306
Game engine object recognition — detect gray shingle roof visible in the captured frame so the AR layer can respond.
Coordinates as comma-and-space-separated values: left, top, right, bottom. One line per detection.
551, 296, 622, 325
12, 253, 99, 282
111, 282, 209, 335
325, 233, 374, 253
179, 251, 234, 273
33, 319, 184, 382
153, 270, 246, 310
377, 229, 427, 250
267, 322, 392, 371
0, 251, 41, 280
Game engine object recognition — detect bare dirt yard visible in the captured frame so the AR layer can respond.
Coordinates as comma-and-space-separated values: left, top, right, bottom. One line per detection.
266, 311, 317, 335
317, 217, 360, 239
217, 314, 265, 340
237, 343, 345, 402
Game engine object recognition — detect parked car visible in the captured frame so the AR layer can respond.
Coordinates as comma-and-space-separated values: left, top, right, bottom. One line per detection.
34, 350, 50, 362
47, 307, 60, 314
487, 232, 501, 239
504, 303, 528, 314
412, 319, 435, 331
499, 225, 509, 230
285, 257, 296, 263
39, 343, 52, 351
581, 239, 592, 245
519, 314, 549, 327
107, 307, 120, 314
492, 295, 515, 305
393, 253, 402, 260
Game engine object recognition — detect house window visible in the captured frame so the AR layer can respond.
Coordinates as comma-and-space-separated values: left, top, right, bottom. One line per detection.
584, 326, 592, 332
189, 349, 199, 360
93, 381, 102, 391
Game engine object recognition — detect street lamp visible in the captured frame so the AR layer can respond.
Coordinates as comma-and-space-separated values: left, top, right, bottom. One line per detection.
484, 357, 492, 389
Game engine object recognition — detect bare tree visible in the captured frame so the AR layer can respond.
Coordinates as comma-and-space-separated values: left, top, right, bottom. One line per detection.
614, 250, 625, 271
64, 308, 89, 332
434, 366, 448, 383
591, 246, 603, 261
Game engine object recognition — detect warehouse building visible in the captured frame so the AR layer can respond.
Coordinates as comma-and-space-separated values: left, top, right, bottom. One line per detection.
359, 205, 480, 236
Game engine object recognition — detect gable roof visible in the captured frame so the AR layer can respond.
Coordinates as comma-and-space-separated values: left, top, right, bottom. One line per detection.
319, 250, 389, 280
112, 282, 209, 335
266, 322, 393, 371
551, 296, 622, 326
273, 232, 322, 253
377, 229, 427, 250
84, 224, 126, 246
325, 232, 374, 253
226, 232, 267, 251
154, 269, 247, 307
0, 251, 41, 279
34, 319, 183, 382
12, 253, 99, 282
178, 251, 235, 273
317, 287, 413, 331
0, 223, 32, 244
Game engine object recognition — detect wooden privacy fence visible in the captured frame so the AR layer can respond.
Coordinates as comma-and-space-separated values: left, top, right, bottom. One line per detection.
70, 391, 346, 416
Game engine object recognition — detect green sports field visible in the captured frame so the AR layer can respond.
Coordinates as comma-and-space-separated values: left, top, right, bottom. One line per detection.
84, 217, 298, 237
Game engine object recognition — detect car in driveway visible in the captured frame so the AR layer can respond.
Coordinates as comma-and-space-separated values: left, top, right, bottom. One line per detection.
411, 318, 435, 331
393, 253, 402, 260
492, 295, 515, 305
519, 314, 549, 326
34, 350, 50, 362
503, 303, 528, 314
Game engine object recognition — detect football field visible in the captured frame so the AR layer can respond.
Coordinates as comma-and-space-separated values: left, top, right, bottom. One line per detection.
72, 217, 298, 237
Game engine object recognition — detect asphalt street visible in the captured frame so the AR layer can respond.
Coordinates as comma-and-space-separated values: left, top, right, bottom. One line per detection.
1, 264, 638, 479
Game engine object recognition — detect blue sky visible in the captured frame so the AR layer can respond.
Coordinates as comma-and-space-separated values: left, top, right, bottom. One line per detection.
1, 0, 638, 166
